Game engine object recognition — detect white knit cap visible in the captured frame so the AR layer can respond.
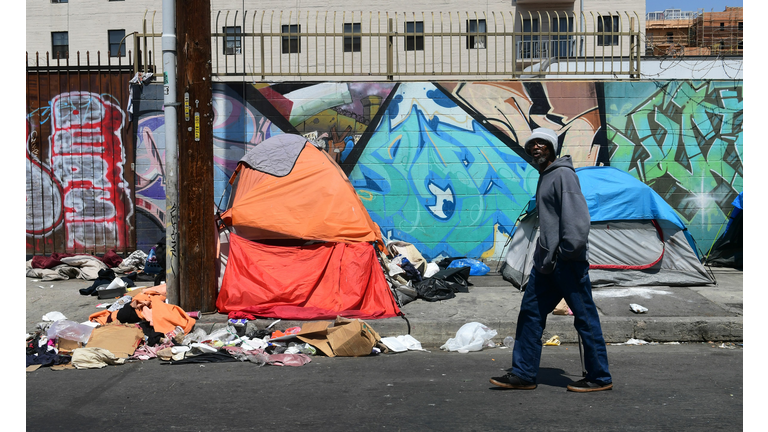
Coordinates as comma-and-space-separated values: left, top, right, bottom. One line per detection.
524, 128, 559, 156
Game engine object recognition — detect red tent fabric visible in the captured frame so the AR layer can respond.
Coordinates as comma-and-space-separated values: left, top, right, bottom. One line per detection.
217, 234, 401, 320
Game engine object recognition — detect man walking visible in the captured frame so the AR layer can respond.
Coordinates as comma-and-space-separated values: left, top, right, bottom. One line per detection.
490, 128, 613, 392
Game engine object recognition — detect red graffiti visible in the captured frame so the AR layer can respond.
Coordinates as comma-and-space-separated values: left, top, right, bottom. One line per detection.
49, 92, 132, 250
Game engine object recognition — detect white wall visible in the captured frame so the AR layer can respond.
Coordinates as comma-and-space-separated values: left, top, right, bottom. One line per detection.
27, 1, 646, 66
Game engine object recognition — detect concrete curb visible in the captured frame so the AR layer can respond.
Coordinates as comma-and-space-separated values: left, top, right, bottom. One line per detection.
197, 315, 743, 349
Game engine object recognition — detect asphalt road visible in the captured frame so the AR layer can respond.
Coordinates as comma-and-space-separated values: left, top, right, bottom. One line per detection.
26, 343, 742, 431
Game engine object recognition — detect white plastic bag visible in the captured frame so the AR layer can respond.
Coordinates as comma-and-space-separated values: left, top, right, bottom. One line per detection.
46, 319, 95, 344
440, 322, 498, 353
423, 262, 441, 278
381, 335, 427, 353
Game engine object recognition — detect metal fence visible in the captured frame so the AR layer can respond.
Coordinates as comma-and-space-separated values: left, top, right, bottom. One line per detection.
26, 53, 136, 256
131, 10, 642, 80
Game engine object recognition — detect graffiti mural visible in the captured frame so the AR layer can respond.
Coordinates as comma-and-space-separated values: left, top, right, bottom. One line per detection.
438, 81, 608, 168
26, 91, 133, 254
605, 81, 743, 248
347, 82, 536, 260
256, 82, 397, 164
122, 79, 742, 261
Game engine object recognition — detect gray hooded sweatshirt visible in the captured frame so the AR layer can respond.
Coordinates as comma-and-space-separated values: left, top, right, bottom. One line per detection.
533, 155, 590, 274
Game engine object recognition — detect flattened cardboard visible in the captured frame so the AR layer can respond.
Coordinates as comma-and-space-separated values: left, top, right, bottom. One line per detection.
87, 324, 144, 358
293, 317, 381, 358
56, 338, 83, 355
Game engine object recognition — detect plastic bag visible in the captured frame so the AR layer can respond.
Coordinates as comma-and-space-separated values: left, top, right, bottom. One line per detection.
447, 258, 490, 276
182, 327, 208, 345
380, 335, 427, 353
204, 326, 238, 344
440, 322, 498, 353
46, 319, 95, 344
423, 262, 441, 278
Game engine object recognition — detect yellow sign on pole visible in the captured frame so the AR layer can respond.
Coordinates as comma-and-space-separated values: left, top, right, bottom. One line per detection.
194, 112, 200, 142
184, 93, 190, 122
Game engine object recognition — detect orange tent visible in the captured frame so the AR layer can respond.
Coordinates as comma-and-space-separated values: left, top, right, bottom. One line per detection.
216, 134, 401, 320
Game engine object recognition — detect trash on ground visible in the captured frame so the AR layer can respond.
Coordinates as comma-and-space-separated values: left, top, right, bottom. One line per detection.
447, 258, 490, 276
380, 335, 427, 353
552, 299, 572, 315
440, 322, 498, 353
630, 303, 649, 314
71, 347, 127, 369
544, 335, 561, 346
47, 319, 94, 345
42, 311, 67, 322
502, 336, 515, 348
718, 342, 738, 349
616, 338, 652, 345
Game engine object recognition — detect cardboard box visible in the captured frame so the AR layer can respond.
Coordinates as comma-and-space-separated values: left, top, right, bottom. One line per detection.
291, 317, 381, 358
86, 324, 144, 358
56, 338, 83, 355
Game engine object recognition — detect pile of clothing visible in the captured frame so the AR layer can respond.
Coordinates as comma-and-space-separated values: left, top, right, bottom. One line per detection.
25, 249, 152, 282
379, 241, 487, 305
26, 286, 314, 371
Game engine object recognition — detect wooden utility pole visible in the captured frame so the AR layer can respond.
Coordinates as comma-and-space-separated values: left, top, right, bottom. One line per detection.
175, 0, 217, 312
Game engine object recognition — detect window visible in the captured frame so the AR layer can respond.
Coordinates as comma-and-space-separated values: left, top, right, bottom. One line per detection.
720, 23, 725, 30
551, 16, 573, 57
51, 32, 68, 59
343, 23, 361, 53
738, 22, 743, 31
597, 15, 619, 46
281, 25, 300, 54
405, 21, 424, 51
666, 32, 674, 43
108, 29, 126, 57
51, 0, 68, 3
466, 19, 486, 49
223, 26, 241, 55
520, 18, 539, 59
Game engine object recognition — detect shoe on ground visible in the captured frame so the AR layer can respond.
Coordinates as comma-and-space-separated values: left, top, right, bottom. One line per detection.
566, 378, 613, 392
489, 373, 537, 389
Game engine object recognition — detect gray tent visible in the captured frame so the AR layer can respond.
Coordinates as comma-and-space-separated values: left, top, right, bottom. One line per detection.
500, 167, 715, 289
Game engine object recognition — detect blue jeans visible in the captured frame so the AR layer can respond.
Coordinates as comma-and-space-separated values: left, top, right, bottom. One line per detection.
511, 259, 612, 385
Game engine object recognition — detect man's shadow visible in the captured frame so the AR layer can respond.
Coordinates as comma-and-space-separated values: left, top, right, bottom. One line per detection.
537, 368, 580, 388
489, 368, 576, 390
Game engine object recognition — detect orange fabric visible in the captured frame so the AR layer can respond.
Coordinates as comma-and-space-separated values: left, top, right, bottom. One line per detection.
221, 143, 381, 243
90, 284, 195, 335
216, 234, 401, 320
89, 310, 119, 326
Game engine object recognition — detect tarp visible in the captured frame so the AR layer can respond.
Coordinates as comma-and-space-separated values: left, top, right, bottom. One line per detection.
216, 234, 401, 320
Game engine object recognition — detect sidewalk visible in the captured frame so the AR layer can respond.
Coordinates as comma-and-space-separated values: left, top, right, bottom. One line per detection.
26, 267, 743, 349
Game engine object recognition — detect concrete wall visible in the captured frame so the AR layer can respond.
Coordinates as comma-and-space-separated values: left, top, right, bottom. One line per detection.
131, 79, 742, 260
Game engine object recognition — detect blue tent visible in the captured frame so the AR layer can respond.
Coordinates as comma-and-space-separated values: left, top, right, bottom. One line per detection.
501, 166, 715, 288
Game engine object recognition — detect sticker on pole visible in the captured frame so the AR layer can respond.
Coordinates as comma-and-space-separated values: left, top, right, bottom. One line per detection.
194, 112, 200, 141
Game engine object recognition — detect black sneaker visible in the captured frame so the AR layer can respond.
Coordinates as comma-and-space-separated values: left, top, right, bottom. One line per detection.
566, 379, 613, 393
489, 373, 537, 389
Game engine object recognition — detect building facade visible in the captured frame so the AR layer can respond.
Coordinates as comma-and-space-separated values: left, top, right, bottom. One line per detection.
645, 6, 742, 57
27, 0, 647, 73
